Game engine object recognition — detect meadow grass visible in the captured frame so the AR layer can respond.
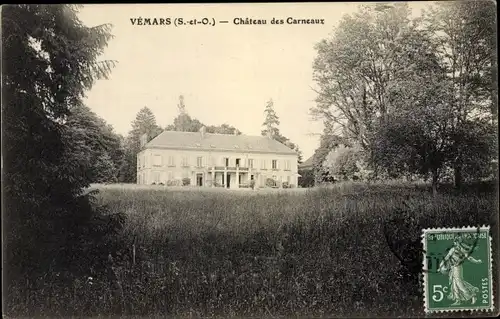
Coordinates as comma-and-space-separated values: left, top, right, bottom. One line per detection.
7, 181, 498, 318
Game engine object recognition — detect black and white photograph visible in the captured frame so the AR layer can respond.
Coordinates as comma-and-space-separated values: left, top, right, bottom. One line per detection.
2, 1, 499, 317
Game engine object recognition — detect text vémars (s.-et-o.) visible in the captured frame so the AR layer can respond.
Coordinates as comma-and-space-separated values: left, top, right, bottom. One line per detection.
129, 17, 325, 26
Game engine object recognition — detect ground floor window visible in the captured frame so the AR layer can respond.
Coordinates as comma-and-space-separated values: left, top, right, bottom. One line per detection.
153, 172, 160, 184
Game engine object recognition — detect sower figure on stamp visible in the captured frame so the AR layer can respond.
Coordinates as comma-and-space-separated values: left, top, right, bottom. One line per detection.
437, 236, 482, 306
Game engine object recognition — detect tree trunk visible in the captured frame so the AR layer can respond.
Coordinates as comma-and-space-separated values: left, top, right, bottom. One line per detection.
454, 164, 463, 189
431, 169, 439, 196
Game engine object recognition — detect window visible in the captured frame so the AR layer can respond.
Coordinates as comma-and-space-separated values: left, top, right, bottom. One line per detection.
137, 157, 141, 168
248, 159, 254, 169
224, 157, 229, 167
138, 174, 142, 184
168, 155, 175, 166
272, 160, 278, 170
153, 172, 160, 183
261, 159, 267, 170
181, 156, 189, 167
153, 154, 162, 166
168, 171, 174, 180
236, 158, 241, 167
197, 156, 203, 167
285, 160, 291, 171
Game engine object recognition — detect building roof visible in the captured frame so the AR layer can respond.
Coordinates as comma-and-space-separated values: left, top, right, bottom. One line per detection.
144, 130, 298, 155
299, 155, 314, 169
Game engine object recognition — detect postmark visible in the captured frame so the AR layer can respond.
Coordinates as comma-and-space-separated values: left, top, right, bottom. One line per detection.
422, 226, 494, 313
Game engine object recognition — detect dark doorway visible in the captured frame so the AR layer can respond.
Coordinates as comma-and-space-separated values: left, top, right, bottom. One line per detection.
238, 174, 242, 185
227, 174, 231, 188
251, 175, 254, 180
196, 173, 203, 187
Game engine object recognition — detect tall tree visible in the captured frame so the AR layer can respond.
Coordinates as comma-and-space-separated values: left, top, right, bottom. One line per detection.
166, 95, 242, 134
311, 3, 418, 149
261, 98, 280, 138
370, 21, 496, 193
177, 94, 187, 114
65, 105, 124, 184
424, 1, 497, 187
260, 98, 303, 161
122, 107, 163, 182
166, 95, 204, 132
2, 3, 119, 292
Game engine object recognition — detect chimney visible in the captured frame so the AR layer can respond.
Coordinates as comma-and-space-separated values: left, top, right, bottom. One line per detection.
140, 133, 148, 148
199, 125, 206, 139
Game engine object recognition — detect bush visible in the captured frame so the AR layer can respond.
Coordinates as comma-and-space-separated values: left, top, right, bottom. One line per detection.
298, 169, 315, 187
265, 178, 277, 188
323, 145, 363, 181
182, 178, 191, 186
167, 179, 182, 187
213, 180, 224, 187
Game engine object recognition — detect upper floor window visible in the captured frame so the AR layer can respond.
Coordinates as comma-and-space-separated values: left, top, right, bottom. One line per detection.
285, 160, 291, 170
224, 157, 229, 167
197, 156, 203, 167
236, 158, 241, 167
272, 159, 278, 170
261, 159, 267, 169
248, 159, 254, 169
153, 154, 162, 167
168, 155, 175, 166
181, 156, 189, 167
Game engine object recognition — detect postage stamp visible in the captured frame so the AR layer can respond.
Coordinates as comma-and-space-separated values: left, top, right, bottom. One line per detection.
422, 226, 494, 313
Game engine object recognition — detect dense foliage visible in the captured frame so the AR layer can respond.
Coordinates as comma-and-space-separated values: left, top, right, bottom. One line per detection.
261, 98, 303, 163
311, 2, 497, 192
2, 4, 126, 315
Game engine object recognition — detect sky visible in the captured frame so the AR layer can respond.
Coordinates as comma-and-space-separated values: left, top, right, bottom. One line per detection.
78, 2, 428, 159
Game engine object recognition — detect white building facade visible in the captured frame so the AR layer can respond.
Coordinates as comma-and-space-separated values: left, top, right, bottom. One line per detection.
137, 127, 299, 189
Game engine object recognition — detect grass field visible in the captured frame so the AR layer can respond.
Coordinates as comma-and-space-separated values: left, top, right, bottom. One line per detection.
8, 181, 498, 317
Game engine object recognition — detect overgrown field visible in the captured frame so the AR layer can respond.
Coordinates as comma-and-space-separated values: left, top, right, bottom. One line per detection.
8, 182, 498, 317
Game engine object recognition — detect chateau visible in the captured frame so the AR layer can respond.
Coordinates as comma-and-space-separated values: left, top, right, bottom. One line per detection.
136, 126, 299, 188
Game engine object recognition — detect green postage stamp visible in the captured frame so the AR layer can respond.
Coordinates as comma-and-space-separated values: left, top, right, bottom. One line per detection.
422, 226, 494, 313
